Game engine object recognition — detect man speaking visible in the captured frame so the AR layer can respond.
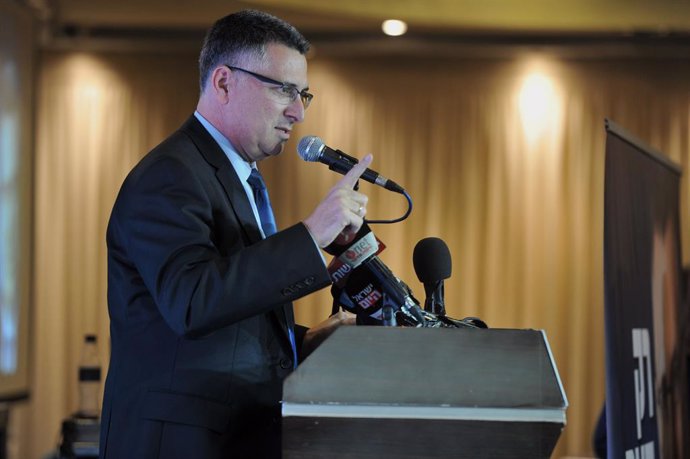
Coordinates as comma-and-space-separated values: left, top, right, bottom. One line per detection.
100, 10, 371, 458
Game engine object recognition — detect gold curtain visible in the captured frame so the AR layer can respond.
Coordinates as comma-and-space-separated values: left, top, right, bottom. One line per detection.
12, 49, 690, 458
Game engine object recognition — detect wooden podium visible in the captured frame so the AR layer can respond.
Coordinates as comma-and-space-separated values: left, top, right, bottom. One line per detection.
282, 327, 567, 458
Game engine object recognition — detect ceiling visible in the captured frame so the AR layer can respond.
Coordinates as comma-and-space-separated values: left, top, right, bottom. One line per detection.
43, 0, 690, 32
29, 0, 690, 57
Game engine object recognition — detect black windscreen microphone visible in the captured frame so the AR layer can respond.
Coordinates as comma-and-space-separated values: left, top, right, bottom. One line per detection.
413, 237, 452, 315
297, 136, 404, 194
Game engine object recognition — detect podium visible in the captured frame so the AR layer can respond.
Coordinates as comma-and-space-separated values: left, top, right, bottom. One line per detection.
282, 327, 567, 458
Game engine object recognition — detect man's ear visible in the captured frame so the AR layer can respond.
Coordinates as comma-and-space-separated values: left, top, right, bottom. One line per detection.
209, 65, 233, 103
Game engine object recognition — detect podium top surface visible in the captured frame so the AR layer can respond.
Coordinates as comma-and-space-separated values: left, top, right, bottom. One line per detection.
283, 327, 567, 415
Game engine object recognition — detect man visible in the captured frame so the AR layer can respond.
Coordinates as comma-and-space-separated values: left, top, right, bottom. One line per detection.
100, 10, 371, 458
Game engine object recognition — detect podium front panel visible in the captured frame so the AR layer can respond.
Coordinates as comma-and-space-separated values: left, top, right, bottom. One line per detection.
283, 327, 567, 458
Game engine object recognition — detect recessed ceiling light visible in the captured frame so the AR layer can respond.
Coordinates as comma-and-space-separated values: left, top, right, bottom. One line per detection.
382, 19, 407, 37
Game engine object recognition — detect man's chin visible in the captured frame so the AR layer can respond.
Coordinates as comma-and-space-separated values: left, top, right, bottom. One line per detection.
266, 142, 286, 157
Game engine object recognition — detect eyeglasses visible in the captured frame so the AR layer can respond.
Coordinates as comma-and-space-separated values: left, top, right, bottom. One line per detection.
224, 65, 313, 109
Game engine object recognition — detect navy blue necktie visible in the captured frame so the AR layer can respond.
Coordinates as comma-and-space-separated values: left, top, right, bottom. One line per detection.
247, 168, 298, 369
247, 168, 277, 237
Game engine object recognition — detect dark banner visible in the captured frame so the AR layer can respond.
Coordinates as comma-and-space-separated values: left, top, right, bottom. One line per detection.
604, 120, 683, 458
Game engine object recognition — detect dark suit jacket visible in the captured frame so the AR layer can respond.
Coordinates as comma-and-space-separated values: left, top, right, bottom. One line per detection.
100, 116, 331, 459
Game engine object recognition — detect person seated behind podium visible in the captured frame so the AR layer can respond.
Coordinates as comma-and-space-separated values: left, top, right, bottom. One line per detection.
99, 10, 372, 459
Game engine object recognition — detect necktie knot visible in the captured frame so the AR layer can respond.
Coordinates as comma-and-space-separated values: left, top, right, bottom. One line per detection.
247, 168, 277, 237
247, 168, 268, 192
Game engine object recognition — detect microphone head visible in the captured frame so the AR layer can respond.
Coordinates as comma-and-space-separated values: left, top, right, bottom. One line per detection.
297, 136, 325, 162
413, 237, 452, 283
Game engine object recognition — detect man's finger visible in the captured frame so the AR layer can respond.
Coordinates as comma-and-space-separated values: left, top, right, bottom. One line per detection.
337, 154, 373, 190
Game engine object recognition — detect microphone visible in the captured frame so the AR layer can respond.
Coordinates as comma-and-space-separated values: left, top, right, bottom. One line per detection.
327, 225, 425, 326
328, 229, 486, 329
413, 237, 452, 315
297, 136, 405, 194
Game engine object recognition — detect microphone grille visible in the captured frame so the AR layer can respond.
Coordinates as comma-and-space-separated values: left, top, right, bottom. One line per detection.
297, 136, 325, 162
413, 237, 452, 283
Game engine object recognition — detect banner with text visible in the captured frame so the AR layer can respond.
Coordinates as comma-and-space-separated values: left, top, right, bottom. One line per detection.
604, 120, 683, 459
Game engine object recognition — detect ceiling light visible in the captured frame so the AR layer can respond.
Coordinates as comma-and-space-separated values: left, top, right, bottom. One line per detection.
382, 19, 407, 37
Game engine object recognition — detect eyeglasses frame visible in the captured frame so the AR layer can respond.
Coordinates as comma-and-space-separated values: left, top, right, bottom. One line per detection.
223, 64, 313, 108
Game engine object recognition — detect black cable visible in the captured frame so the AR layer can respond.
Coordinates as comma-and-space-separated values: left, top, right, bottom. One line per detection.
364, 189, 413, 224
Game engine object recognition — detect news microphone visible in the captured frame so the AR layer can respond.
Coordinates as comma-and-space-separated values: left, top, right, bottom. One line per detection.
297, 136, 405, 194
327, 225, 425, 326
413, 237, 452, 315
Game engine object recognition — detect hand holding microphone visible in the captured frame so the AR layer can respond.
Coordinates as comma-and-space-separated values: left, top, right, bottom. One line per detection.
303, 154, 373, 248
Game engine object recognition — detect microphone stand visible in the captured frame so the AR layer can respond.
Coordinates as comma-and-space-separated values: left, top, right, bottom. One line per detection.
423, 281, 446, 316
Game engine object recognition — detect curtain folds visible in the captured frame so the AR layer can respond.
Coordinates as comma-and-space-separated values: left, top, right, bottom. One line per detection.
16, 50, 690, 458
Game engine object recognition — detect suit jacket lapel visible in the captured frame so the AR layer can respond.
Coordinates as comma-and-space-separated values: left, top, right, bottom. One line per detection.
180, 116, 263, 245
180, 115, 295, 348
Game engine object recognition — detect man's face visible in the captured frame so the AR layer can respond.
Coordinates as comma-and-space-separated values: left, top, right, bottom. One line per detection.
223, 43, 308, 162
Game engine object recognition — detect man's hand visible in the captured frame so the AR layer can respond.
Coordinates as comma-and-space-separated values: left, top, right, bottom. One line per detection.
303, 154, 373, 248
301, 311, 356, 359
